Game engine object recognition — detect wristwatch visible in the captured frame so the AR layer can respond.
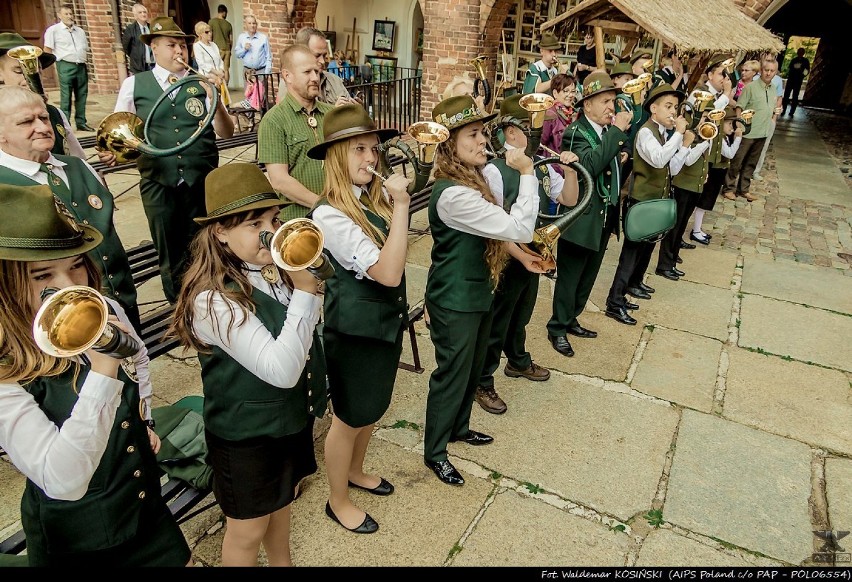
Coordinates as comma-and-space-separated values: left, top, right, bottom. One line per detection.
145, 418, 156, 430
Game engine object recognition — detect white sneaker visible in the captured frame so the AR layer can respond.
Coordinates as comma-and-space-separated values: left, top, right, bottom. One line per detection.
752, 174, 764, 182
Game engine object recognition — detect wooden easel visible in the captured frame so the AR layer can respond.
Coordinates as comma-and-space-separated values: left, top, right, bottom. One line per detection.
344, 18, 364, 63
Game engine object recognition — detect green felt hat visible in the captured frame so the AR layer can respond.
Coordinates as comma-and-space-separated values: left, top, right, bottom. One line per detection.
195, 163, 283, 225
643, 83, 684, 112
499, 94, 529, 121
432, 95, 496, 131
141, 17, 195, 45
576, 71, 618, 106
0, 184, 102, 261
0, 33, 56, 69
724, 105, 738, 120
307, 104, 400, 160
629, 48, 653, 66
539, 30, 562, 50
609, 63, 636, 79
705, 53, 732, 73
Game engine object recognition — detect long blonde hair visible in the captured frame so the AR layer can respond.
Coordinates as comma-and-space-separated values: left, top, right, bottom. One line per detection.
434, 131, 508, 287
320, 138, 394, 247
169, 208, 292, 353
0, 255, 100, 384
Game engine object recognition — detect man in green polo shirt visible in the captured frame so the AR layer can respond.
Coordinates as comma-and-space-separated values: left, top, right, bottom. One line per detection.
258, 44, 333, 220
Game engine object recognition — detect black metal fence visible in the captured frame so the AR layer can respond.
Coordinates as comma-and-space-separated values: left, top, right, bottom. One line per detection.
347, 67, 422, 132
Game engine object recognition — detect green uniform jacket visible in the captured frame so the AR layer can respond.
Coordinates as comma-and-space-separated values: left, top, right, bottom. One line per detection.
523, 62, 551, 95
313, 201, 408, 343
0, 159, 137, 315
21, 363, 162, 555
560, 114, 626, 251
47, 104, 70, 157
132, 71, 218, 187
199, 285, 327, 442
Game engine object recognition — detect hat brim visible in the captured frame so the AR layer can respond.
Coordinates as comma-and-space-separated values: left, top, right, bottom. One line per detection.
141, 32, 196, 45
307, 127, 401, 160
630, 53, 653, 65
0, 224, 102, 261
576, 87, 618, 107
539, 42, 562, 50
444, 111, 497, 132
193, 194, 283, 225
643, 89, 685, 112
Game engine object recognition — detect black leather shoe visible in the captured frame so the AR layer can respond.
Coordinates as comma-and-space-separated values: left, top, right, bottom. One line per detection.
680, 240, 696, 250
325, 501, 379, 533
76, 124, 95, 132
451, 430, 494, 446
348, 477, 394, 496
627, 286, 651, 300
605, 306, 637, 325
676, 256, 683, 264
548, 334, 574, 357
624, 301, 639, 310
638, 282, 655, 294
655, 268, 680, 281
566, 323, 597, 338
690, 232, 710, 245
424, 460, 464, 486
673, 267, 685, 277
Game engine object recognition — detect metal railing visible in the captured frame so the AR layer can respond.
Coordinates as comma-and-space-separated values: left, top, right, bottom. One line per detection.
348, 67, 422, 132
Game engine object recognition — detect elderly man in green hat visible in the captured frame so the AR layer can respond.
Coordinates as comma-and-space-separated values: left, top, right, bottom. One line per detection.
0, 32, 85, 159
545, 71, 632, 356
523, 30, 570, 95
474, 94, 580, 415
107, 16, 234, 304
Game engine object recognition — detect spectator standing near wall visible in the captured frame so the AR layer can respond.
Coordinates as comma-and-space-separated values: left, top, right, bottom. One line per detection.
122, 2, 155, 75
43, 5, 94, 132
209, 5, 233, 84
782, 48, 810, 116
752, 54, 783, 182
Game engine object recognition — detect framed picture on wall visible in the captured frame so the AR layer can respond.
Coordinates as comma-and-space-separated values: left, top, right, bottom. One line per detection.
323, 31, 336, 54
366, 55, 398, 83
372, 20, 396, 52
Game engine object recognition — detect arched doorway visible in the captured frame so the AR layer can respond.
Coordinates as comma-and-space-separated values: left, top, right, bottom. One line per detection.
168, 0, 210, 36
0, 0, 57, 87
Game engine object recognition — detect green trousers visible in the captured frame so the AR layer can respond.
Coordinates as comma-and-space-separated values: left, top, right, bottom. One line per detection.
55, 61, 89, 128
139, 178, 206, 303
479, 260, 538, 388
423, 300, 495, 463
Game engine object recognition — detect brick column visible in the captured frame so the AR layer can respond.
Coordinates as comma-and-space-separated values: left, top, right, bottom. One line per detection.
242, 0, 318, 72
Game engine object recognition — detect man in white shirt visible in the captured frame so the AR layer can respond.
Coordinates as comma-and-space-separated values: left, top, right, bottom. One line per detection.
43, 5, 93, 131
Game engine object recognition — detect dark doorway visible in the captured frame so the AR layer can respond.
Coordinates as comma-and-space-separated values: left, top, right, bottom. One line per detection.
169, 0, 210, 37
0, 0, 56, 88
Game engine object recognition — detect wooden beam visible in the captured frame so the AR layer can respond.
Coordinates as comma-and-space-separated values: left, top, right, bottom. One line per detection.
594, 26, 605, 69
586, 19, 641, 34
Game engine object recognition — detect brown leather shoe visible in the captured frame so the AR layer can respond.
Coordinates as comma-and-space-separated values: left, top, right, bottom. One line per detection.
504, 361, 551, 382
722, 191, 736, 201
739, 191, 757, 202
475, 386, 507, 414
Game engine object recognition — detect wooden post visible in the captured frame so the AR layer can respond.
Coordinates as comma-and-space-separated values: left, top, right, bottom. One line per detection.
594, 26, 605, 69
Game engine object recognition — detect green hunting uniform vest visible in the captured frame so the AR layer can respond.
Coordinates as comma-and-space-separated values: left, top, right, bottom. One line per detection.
313, 201, 408, 344
489, 157, 551, 221
523, 62, 552, 94
20, 363, 162, 554
630, 120, 671, 202
426, 178, 495, 312
133, 71, 218, 187
199, 285, 327, 441
47, 104, 70, 156
672, 146, 710, 193
0, 158, 136, 313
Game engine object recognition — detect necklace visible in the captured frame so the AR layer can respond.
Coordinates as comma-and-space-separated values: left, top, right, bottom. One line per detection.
245, 264, 280, 284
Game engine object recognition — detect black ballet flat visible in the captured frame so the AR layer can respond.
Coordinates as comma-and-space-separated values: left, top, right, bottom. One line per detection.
325, 501, 379, 534
348, 477, 394, 496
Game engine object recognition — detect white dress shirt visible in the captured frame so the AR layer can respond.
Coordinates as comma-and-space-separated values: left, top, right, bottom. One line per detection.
311, 185, 385, 280
114, 65, 208, 113
482, 143, 565, 204
689, 84, 729, 111
0, 299, 149, 501
193, 41, 224, 76
635, 120, 684, 171
670, 138, 710, 176
722, 135, 742, 159
191, 268, 322, 389
436, 171, 538, 243
44, 22, 89, 64
0, 150, 105, 187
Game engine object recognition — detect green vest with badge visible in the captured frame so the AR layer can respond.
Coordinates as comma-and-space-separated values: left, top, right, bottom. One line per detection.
426, 178, 495, 312
314, 201, 408, 343
133, 71, 218, 187
673, 146, 710, 193
47, 104, 69, 156
20, 362, 162, 556
488, 157, 552, 221
0, 158, 137, 316
199, 284, 327, 441
630, 119, 671, 201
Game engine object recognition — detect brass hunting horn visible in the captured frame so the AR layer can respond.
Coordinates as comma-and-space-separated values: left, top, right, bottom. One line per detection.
96, 58, 219, 163
519, 92, 554, 158
7, 45, 46, 96
736, 109, 755, 135
470, 55, 492, 110
616, 78, 646, 123
259, 219, 335, 281
33, 286, 141, 359
377, 121, 450, 194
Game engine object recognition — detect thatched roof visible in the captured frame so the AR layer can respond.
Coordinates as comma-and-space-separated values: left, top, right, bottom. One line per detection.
541, 0, 784, 56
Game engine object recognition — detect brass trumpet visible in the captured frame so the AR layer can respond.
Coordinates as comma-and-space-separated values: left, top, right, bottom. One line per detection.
33, 286, 141, 359
720, 57, 736, 77
470, 55, 492, 110
519, 92, 554, 158
259, 219, 335, 281
706, 108, 726, 125
737, 109, 755, 135
695, 121, 718, 141
378, 121, 450, 193
691, 90, 715, 113
636, 72, 653, 90
8, 45, 45, 96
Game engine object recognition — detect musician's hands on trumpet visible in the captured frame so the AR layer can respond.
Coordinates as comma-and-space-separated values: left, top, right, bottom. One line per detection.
504, 147, 534, 176
612, 109, 633, 132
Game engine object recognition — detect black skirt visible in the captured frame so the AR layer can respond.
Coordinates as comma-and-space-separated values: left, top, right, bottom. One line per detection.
205, 419, 317, 520
695, 166, 727, 211
324, 327, 403, 428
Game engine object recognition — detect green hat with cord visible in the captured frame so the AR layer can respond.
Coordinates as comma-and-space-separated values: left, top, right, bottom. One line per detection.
141, 17, 196, 45
609, 62, 636, 79
0, 32, 56, 69
643, 83, 684, 112
307, 104, 400, 160
499, 94, 529, 122
0, 184, 102, 261
539, 30, 562, 50
194, 163, 283, 225
575, 71, 618, 106
432, 95, 496, 131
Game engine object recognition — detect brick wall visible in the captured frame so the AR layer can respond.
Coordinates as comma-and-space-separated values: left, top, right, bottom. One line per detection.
241, 0, 319, 73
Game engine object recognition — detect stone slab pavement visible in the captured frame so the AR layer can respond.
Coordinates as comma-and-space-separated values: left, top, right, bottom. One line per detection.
0, 98, 850, 567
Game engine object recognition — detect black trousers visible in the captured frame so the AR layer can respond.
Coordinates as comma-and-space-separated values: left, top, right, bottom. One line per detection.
479, 260, 538, 388
657, 186, 697, 272
607, 198, 655, 309
724, 137, 766, 195
782, 79, 804, 114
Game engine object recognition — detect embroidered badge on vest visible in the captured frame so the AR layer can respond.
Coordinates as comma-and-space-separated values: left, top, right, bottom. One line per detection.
53, 196, 81, 232
122, 357, 139, 383
185, 97, 204, 117
187, 86, 199, 95
87, 194, 103, 209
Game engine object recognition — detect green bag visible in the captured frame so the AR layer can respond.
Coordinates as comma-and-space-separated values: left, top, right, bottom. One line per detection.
623, 198, 677, 242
